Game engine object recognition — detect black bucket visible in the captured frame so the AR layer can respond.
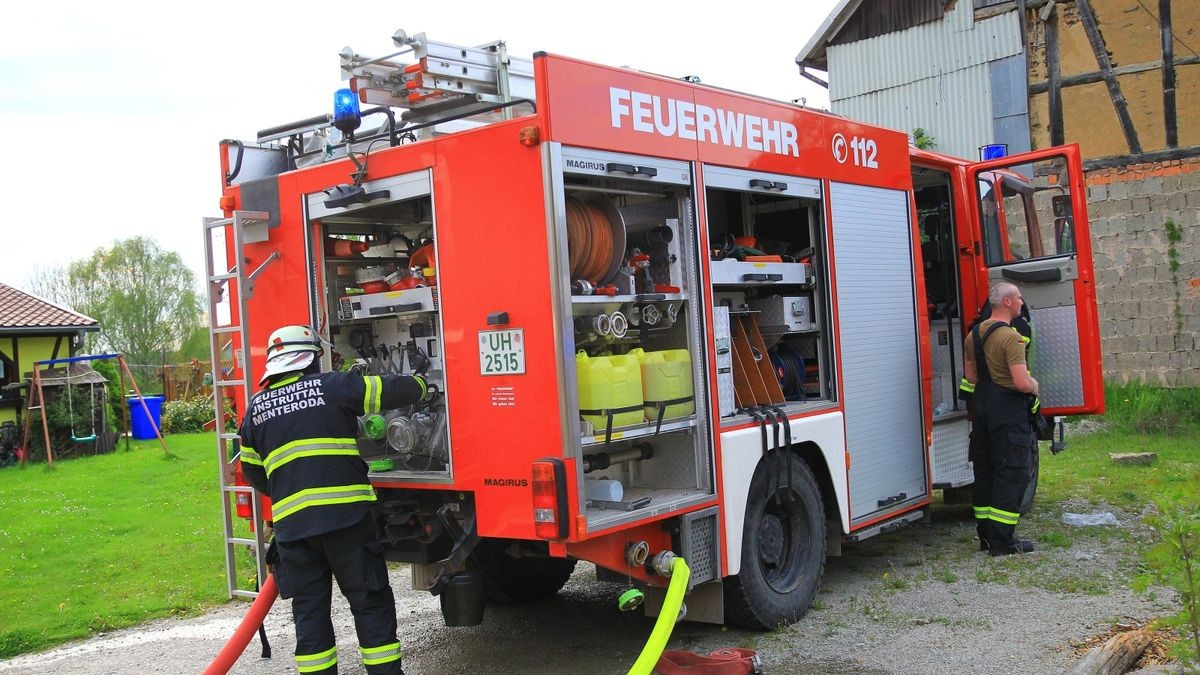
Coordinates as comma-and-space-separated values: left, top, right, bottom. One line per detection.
439, 572, 485, 626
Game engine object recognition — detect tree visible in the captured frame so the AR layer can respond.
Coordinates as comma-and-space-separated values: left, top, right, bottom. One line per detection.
28, 237, 204, 373
911, 127, 937, 150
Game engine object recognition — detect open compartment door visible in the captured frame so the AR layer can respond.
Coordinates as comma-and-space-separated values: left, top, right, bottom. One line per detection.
964, 145, 1103, 415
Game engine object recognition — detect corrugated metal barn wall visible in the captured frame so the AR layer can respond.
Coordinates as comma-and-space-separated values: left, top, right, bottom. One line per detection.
824, 0, 1024, 160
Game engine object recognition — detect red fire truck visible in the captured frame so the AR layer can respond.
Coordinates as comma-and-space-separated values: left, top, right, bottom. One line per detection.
205, 30, 1103, 629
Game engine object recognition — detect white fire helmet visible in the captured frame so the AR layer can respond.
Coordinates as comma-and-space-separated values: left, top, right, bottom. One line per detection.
260, 325, 323, 385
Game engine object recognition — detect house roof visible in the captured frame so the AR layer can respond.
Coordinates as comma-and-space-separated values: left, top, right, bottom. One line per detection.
797, 0, 952, 69
796, 0, 864, 68
0, 283, 100, 333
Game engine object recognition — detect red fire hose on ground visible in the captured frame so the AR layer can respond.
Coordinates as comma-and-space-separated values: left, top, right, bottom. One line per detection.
203, 574, 278, 675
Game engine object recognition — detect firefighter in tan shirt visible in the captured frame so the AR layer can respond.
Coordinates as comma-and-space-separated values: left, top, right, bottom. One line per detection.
962, 282, 1039, 556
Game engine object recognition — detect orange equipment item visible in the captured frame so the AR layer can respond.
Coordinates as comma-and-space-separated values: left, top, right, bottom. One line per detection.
325, 238, 370, 257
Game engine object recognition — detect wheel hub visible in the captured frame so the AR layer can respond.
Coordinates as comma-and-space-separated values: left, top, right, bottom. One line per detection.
758, 514, 785, 566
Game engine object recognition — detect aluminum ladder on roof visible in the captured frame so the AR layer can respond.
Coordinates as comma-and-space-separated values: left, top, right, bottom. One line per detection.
202, 210, 277, 599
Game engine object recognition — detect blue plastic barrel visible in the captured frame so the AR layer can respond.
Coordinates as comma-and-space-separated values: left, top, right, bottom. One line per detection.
127, 395, 165, 440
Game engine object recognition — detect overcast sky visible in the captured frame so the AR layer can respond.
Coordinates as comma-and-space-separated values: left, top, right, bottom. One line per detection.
0, 0, 839, 295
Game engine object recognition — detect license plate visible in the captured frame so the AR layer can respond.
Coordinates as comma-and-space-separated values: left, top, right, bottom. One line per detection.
478, 329, 525, 376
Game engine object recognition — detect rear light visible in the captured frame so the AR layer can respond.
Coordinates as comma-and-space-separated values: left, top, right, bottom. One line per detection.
235, 492, 251, 519
532, 458, 568, 540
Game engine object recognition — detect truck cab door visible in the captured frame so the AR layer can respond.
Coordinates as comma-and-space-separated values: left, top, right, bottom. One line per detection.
964, 145, 1103, 415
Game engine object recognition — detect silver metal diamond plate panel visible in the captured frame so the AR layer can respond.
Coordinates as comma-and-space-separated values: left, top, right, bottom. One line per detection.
931, 417, 973, 487
680, 508, 720, 587
1029, 305, 1084, 408
631, 431, 705, 488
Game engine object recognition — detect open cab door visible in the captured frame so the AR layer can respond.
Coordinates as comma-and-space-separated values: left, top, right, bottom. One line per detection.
965, 144, 1104, 415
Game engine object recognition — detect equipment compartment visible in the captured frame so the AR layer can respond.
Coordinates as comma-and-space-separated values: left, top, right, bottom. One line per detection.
306, 175, 452, 481
704, 165, 835, 421
554, 146, 715, 533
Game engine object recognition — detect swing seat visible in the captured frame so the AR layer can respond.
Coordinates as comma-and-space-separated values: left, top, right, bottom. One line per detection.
71, 434, 98, 443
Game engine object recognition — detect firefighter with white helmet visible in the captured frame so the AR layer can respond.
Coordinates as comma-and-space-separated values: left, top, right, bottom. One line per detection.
239, 324, 427, 675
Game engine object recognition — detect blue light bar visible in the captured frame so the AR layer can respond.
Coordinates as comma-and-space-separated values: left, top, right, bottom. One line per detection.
979, 144, 1008, 161
333, 88, 362, 134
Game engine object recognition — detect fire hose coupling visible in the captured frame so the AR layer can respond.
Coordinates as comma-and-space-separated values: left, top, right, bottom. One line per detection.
609, 310, 629, 338
650, 550, 678, 577
575, 313, 611, 337
626, 540, 651, 567
641, 304, 661, 326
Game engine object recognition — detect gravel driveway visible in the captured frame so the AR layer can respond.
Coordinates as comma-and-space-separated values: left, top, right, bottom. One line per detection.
0, 500, 1174, 674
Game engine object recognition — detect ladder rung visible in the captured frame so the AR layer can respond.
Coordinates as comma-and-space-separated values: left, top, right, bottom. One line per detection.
216, 379, 246, 387
206, 217, 233, 230
232, 589, 260, 599
219, 432, 241, 440
228, 537, 259, 547
212, 326, 242, 334
210, 272, 239, 282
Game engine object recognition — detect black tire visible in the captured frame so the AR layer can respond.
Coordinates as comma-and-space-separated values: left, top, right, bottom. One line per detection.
1019, 441, 1040, 515
474, 539, 577, 604
724, 457, 827, 630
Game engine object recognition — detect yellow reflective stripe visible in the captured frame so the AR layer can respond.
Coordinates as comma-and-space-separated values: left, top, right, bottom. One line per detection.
959, 378, 975, 393
415, 375, 427, 400
270, 375, 302, 390
1012, 327, 1031, 345
973, 506, 991, 520
987, 507, 1020, 525
1031, 397, 1041, 413
363, 376, 382, 413
296, 646, 337, 672
263, 437, 360, 478
360, 642, 402, 665
240, 448, 264, 466
272, 485, 376, 522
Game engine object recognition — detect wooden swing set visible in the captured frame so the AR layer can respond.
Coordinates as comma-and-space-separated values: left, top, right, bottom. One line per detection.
21, 353, 169, 467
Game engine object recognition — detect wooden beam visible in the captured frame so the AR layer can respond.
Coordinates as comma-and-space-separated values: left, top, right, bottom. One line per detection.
1047, 8, 1065, 146
1066, 628, 1152, 675
1075, 0, 1142, 154
1028, 55, 1200, 94
1082, 144, 1200, 171
1161, 0, 1177, 148
799, 66, 829, 89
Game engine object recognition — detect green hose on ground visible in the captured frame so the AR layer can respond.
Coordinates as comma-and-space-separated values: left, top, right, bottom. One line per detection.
628, 557, 691, 675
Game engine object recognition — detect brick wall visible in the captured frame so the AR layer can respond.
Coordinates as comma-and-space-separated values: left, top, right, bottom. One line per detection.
1086, 157, 1200, 386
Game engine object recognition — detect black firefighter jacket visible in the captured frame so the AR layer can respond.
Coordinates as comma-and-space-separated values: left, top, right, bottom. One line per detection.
238, 371, 425, 542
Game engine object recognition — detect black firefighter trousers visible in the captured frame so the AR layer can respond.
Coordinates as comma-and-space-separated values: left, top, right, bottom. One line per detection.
969, 383, 1034, 552
275, 514, 403, 675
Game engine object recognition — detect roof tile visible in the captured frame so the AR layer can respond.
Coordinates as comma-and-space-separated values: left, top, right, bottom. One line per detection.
0, 283, 99, 330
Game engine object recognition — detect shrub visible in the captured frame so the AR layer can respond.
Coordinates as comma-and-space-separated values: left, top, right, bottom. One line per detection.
161, 395, 236, 434
1135, 472, 1200, 670
162, 396, 214, 434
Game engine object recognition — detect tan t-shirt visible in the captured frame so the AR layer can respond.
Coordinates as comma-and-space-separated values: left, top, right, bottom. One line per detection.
963, 319, 1026, 390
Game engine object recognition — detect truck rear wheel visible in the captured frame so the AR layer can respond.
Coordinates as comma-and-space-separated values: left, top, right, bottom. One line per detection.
475, 539, 577, 604
724, 457, 826, 630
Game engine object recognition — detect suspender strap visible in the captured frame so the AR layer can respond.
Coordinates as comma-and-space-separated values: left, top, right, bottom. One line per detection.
972, 321, 1010, 386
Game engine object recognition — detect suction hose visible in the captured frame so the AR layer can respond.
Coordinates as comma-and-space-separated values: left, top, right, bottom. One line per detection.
203, 573, 278, 675
628, 557, 691, 675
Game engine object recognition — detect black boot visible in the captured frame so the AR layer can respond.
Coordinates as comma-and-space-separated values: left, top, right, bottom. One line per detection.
989, 539, 1035, 556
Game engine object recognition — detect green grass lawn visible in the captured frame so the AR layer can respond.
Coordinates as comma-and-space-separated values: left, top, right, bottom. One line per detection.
1039, 428, 1200, 508
0, 433, 227, 658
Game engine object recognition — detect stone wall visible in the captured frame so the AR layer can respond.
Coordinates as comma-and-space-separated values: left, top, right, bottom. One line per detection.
1086, 157, 1200, 386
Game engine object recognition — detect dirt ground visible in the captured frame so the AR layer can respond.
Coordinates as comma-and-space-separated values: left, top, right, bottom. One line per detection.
0, 501, 1177, 674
